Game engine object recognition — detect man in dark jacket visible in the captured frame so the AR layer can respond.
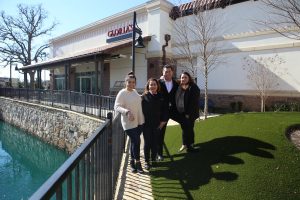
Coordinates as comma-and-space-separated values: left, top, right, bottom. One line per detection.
157, 64, 179, 161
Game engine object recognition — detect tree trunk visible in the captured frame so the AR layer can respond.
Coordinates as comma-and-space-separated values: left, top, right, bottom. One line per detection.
260, 96, 264, 112
204, 69, 208, 119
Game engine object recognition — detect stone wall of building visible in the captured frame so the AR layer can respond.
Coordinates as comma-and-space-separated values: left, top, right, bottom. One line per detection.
207, 94, 300, 112
0, 97, 102, 153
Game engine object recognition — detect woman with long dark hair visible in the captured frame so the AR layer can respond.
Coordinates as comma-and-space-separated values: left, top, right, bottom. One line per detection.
175, 72, 200, 152
142, 78, 168, 170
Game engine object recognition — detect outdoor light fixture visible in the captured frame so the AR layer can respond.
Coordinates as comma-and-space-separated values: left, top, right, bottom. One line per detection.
132, 11, 145, 74
15, 65, 24, 74
111, 54, 128, 59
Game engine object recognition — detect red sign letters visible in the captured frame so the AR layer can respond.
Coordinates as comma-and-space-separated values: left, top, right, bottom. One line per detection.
107, 24, 133, 38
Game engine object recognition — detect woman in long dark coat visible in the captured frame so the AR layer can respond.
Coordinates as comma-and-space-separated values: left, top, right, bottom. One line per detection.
175, 72, 200, 152
142, 78, 168, 170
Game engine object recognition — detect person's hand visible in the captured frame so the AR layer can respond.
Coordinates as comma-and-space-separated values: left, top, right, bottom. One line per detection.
126, 111, 135, 121
158, 121, 167, 129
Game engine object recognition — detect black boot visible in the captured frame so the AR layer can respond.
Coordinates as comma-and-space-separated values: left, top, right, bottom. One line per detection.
187, 145, 198, 153
145, 161, 151, 170
130, 159, 137, 173
135, 161, 144, 174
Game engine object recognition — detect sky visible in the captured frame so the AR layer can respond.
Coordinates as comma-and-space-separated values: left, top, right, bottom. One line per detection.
0, 0, 190, 80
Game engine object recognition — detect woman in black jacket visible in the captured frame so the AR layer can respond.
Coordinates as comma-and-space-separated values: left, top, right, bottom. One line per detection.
175, 72, 200, 152
142, 78, 168, 170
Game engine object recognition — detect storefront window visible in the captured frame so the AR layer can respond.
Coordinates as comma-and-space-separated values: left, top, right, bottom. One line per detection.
75, 72, 96, 93
55, 76, 65, 90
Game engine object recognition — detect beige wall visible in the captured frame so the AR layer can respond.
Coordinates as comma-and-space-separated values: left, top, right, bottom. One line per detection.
172, 0, 300, 97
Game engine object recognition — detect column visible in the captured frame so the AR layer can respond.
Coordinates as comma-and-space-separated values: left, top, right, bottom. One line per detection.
37, 69, 42, 89
24, 72, 28, 88
64, 64, 70, 90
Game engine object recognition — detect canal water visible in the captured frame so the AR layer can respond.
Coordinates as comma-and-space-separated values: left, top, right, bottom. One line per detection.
0, 120, 69, 200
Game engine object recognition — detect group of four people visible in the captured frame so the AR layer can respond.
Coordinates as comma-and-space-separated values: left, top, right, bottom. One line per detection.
114, 64, 200, 173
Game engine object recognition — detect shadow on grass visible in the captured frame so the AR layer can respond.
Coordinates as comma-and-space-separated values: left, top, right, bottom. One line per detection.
151, 136, 276, 200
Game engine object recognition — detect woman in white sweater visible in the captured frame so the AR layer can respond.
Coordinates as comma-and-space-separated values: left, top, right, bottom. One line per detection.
114, 72, 145, 173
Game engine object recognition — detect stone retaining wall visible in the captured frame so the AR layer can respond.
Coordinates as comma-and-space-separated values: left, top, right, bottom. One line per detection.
0, 97, 103, 153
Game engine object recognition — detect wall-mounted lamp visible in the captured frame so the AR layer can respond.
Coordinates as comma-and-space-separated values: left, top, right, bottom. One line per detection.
111, 54, 128, 59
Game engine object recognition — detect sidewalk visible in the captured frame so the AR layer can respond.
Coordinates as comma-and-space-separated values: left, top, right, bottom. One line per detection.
114, 137, 154, 200
167, 113, 220, 126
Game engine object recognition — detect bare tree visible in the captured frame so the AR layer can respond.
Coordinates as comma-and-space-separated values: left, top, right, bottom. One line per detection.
261, 0, 300, 40
0, 4, 57, 87
171, 1, 225, 119
242, 54, 286, 112
173, 13, 197, 78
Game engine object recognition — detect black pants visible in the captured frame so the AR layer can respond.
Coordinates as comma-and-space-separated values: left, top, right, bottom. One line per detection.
143, 125, 159, 162
178, 114, 195, 147
125, 126, 142, 161
157, 110, 180, 156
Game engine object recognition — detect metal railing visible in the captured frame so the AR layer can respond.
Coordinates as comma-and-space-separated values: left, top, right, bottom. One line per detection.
29, 112, 125, 200
0, 88, 115, 119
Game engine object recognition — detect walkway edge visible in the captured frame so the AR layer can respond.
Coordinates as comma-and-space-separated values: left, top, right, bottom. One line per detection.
114, 137, 130, 200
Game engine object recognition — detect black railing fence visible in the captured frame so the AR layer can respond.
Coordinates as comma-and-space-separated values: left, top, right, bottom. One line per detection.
0, 88, 115, 119
29, 112, 125, 200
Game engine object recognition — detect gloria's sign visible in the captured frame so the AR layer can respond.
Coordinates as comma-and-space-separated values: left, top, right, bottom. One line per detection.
106, 24, 134, 43
107, 24, 133, 38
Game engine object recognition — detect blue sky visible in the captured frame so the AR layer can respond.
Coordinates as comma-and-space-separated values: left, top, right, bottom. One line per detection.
0, 0, 188, 79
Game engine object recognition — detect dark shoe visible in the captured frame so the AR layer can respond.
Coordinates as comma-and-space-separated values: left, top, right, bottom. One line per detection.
157, 155, 164, 161
151, 158, 157, 167
130, 160, 137, 173
187, 146, 198, 153
145, 162, 151, 170
136, 161, 144, 174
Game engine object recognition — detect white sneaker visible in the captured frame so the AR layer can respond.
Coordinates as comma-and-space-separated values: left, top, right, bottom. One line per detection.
178, 145, 187, 152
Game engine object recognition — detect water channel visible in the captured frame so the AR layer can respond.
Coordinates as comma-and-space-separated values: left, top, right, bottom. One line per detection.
0, 120, 69, 200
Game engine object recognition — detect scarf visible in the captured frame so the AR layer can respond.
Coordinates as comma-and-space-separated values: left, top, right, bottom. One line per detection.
175, 86, 185, 113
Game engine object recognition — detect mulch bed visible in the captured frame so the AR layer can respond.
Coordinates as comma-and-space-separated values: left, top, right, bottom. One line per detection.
286, 124, 300, 150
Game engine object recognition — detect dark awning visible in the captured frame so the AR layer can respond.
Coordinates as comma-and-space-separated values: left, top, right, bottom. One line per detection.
21, 36, 151, 71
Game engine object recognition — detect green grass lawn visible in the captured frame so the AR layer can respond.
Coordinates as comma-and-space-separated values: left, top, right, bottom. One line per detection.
150, 112, 300, 200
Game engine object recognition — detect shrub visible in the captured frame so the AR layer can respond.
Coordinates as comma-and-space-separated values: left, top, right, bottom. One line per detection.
230, 102, 236, 112
289, 102, 300, 112
272, 102, 300, 112
237, 101, 243, 112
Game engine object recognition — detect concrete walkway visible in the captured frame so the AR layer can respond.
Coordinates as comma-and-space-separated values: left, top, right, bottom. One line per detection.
167, 113, 220, 126
114, 137, 154, 200
114, 113, 220, 199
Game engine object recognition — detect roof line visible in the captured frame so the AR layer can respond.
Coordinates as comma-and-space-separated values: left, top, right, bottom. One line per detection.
50, 1, 161, 43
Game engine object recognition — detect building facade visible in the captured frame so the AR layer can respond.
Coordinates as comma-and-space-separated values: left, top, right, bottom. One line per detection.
21, 0, 300, 111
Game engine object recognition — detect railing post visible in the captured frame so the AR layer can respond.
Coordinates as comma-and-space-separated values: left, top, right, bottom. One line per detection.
99, 96, 102, 118
107, 112, 113, 199
109, 97, 111, 110
38, 89, 41, 103
18, 88, 20, 99
26, 88, 29, 101
69, 90, 71, 110
84, 93, 87, 114
51, 90, 54, 107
